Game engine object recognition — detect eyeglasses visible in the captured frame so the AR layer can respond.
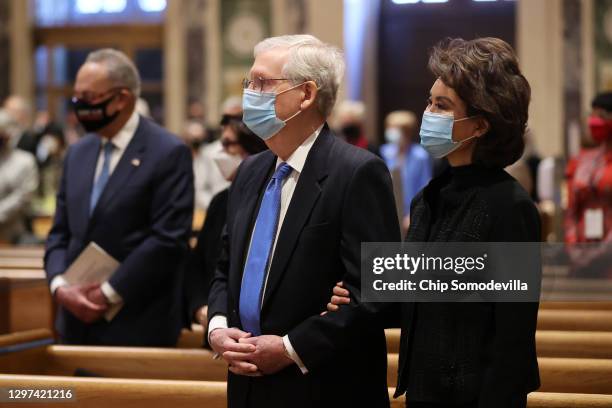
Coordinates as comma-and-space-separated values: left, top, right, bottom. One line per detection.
242, 77, 290, 93
72, 87, 126, 104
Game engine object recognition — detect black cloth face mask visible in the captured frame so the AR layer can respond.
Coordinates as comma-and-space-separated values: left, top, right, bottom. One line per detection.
341, 124, 361, 141
72, 93, 121, 133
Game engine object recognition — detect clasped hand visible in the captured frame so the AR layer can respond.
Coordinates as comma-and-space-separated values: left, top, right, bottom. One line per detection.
209, 329, 293, 376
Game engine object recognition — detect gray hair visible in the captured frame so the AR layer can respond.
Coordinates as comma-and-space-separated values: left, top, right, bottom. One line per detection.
0, 109, 18, 138
254, 35, 345, 117
85, 48, 141, 97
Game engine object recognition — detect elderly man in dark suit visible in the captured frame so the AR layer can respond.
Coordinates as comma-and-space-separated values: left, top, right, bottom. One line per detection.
45, 49, 193, 346
207, 34, 401, 407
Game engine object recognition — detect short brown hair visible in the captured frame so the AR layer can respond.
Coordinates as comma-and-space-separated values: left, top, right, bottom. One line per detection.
428, 37, 530, 168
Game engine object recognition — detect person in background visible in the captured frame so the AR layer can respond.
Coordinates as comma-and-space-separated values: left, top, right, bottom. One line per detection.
565, 92, 612, 276
380, 110, 432, 231
188, 100, 206, 122
135, 98, 152, 118
505, 160, 533, 196
33, 116, 66, 224
196, 96, 242, 210
0, 109, 38, 244
523, 128, 541, 202
3, 95, 34, 152
334, 99, 380, 156
180, 120, 210, 212
45, 48, 193, 346
183, 116, 267, 338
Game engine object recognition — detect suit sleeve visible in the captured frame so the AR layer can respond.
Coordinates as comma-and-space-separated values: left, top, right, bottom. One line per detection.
207, 162, 246, 323
287, 157, 401, 372
185, 213, 212, 322
44, 147, 72, 282
108, 143, 194, 304
478, 198, 541, 406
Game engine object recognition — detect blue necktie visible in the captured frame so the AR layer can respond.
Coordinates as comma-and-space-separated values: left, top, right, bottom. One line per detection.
239, 162, 293, 335
90, 141, 114, 215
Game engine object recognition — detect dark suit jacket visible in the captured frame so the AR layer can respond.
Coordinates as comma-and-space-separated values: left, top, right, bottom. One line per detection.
182, 188, 229, 334
208, 125, 401, 408
396, 165, 540, 407
44, 115, 194, 347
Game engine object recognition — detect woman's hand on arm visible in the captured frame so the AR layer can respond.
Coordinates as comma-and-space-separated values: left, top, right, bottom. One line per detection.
320, 281, 351, 315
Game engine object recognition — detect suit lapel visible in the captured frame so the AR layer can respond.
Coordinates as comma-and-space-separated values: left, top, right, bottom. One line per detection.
229, 151, 276, 301
88, 116, 147, 227
74, 136, 101, 235
261, 128, 332, 310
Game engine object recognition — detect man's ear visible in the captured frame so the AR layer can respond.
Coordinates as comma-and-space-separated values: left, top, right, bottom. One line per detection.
300, 81, 319, 111
473, 116, 490, 138
115, 89, 132, 110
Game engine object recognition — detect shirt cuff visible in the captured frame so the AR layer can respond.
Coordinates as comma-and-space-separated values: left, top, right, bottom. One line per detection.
207, 314, 228, 344
283, 335, 308, 374
100, 281, 123, 304
50, 275, 69, 295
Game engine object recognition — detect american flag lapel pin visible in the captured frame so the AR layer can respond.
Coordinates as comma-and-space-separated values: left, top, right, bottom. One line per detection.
131, 158, 141, 167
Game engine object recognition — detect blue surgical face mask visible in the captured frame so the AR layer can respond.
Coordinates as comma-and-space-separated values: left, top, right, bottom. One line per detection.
419, 111, 477, 158
242, 83, 304, 140
385, 127, 402, 144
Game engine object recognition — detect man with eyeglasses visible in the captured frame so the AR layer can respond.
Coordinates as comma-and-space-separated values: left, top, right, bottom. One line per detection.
206, 34, 400, 408
45, 48, 194, 346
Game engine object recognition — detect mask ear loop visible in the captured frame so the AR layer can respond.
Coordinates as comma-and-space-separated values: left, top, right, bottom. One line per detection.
277, 80, 319, 124
451, 114, 483, 144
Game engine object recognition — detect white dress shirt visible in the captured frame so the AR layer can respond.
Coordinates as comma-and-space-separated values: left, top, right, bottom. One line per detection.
49, 111, 140, 306
0, 149, 38, 241
208, 124, 324, 374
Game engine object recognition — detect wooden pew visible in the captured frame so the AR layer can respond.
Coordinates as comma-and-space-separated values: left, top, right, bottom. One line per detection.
536, 331, 612, 359
0, 375, 226, 408
3, 331, 612, 406
0, 258, 43, 270
382, 329, 612, 358
386, 354, 612, 395
0, 376, 611, 408
0, 330, 227, 382
179, 327, 612, 360
527, 393, 612, 408
538, 310, 612, 332
540, 302, 612, 310
44, 345, 227, 381
0, 270, 53, 334
4, 331, 612, 396
0, 247, 44, 259
390, 391, 612, 408
0, 329, 54, 375
178, 308, 612, 351
2, 375, 611, 408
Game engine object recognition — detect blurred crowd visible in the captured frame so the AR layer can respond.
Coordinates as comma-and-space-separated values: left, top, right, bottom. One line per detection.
1, 90, 611, 248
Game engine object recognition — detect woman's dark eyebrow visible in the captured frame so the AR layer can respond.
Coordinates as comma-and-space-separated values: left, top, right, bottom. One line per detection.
434, 95, 455, 106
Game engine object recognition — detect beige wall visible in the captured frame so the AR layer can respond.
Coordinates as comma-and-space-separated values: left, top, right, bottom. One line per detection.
517, 0, 564, 158
8, 0, 33, 102
164, 0, 186, 134
306, 0, 343, 49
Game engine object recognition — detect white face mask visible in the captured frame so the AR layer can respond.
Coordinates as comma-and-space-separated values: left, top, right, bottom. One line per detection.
212, 149, 243, 180
385, 127, 402, 144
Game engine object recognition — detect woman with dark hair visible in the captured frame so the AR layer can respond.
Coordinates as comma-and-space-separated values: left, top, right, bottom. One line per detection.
328, 37, 540, 407
183, 117, 267, 338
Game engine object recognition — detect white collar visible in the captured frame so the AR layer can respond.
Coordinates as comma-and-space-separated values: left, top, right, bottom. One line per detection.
102, 110, 139, 150
275, 124, 324, 173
